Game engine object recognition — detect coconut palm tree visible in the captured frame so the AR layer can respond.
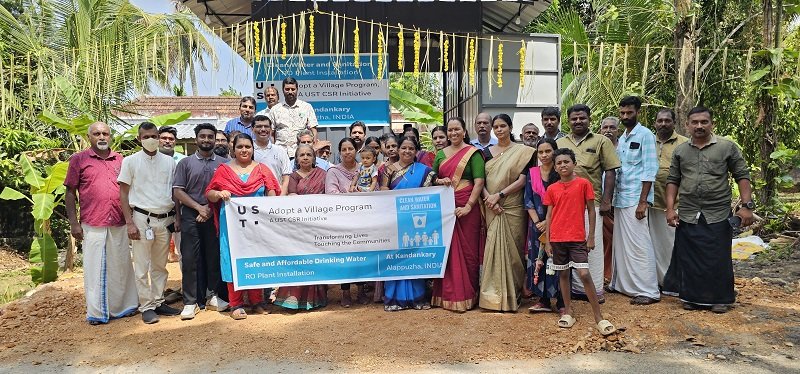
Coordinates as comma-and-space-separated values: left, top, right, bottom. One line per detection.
530, 0, 675, 120
0, 0, 216, 135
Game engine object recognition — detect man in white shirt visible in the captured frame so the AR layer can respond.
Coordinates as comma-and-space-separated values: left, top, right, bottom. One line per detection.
269, 77, 319, 157
253, 114, 291, 195
118, 122, 180, 324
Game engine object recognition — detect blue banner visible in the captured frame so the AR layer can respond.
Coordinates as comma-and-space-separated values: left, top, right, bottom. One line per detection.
253, 54, 390, 127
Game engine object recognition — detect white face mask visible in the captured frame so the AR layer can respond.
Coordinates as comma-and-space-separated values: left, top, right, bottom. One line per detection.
141, 138, 159, 152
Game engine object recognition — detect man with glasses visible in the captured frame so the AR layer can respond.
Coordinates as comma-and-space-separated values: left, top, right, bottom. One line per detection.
253, 114, 290, 195
224, 96, 257, 137
158, 126, 186, 163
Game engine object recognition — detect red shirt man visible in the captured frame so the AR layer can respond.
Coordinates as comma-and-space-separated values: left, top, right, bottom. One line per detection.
64, 122, 137, 325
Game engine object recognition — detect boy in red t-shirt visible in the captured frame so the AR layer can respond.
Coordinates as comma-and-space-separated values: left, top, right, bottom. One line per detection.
544, 148, 616, 336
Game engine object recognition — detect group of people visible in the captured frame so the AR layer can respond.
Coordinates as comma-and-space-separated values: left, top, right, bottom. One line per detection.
66, 79, 753, 335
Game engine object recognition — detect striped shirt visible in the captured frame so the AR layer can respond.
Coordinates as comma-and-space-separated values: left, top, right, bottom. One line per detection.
613, 123, 658, 208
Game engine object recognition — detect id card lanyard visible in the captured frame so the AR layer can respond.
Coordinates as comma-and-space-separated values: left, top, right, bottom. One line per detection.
144, 216, 154, 240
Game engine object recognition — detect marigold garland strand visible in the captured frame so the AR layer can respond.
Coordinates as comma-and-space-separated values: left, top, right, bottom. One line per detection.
468, 37, 476, 87
497, 42, 504, 88
281, 20, 288, 59
353, 21, 361, 69
309, 13, 315, 55
397, 24, 404, 71
413, 29, 421, 78
519, 40, 526, 88
377, 28, 385, 79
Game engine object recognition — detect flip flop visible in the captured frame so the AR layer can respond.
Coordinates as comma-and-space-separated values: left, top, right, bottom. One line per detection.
230, 307, 247, 320
558, 314, 576, 328
596, 319, 616, 336
528, 302, 552, 313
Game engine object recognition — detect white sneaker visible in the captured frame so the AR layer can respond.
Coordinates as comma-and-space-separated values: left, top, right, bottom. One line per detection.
180, 304, 200, 320
207, 296, 229, 312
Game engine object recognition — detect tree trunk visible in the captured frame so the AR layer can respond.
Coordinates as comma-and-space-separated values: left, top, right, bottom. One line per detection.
673, 0, 697, 135
757, 0, 778, 207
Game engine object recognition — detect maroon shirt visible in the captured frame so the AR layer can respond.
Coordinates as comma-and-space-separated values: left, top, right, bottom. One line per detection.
64, 148, 125, 227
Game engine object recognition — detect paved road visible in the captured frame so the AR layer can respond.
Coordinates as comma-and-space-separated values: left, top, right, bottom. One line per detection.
2, 349, 798, 373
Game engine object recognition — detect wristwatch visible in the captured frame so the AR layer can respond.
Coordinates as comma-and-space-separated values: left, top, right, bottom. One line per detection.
741, 200, 756, 210
499, 191, 506, 199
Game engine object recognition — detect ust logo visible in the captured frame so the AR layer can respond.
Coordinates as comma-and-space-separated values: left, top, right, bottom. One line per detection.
396, 194, 442, 249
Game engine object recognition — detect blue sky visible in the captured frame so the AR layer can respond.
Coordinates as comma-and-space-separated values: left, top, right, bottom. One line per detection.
130, 0, 252, 96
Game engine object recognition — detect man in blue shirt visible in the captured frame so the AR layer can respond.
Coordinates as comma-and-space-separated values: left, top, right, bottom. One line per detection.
223, 96, 256, 137
609, 96, 660, 305
469, 112, 497, 150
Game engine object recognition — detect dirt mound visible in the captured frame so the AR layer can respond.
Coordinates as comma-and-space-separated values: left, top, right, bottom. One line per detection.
0, 247, 28, 272
1, 263, 799, 370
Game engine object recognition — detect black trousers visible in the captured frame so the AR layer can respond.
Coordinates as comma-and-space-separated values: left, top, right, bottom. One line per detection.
180, 206, 227, 305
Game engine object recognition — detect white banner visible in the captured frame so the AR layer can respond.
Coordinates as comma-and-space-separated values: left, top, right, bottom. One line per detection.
225, 187, 456, 289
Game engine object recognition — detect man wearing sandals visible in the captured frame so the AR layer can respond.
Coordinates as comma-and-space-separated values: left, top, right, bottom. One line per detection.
664, 106, 754, 314
543, 148, 616, 336
609, 96, 661, 305
65, 122, 138, 325
119, 122, 181, 324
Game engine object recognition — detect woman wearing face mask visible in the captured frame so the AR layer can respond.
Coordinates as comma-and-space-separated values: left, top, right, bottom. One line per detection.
431, 117, 485, 312
479, 113, 537, 312
325, 138, 369, 307
273, 144, 329, 311
523, 138, 565, 313
206, 133, 281, 320
380, 136, 436, 311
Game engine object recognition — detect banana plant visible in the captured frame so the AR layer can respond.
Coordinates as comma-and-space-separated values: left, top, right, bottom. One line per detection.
0, 109, 191, 284
0, 157, 69, 284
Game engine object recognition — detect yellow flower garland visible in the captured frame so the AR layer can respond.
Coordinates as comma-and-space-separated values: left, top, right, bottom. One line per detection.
468, 37, 476, 87
353, 23, 360, 69
309, 14, 315, 55
397, 24, 404, 71
519, 41, 526, 88
281, 21, 287, 59
254, 22, 261, 61
377, 29, 385, 79
496, 43, 503, 88
413, 29, 421, 78
443, 37, 449, 72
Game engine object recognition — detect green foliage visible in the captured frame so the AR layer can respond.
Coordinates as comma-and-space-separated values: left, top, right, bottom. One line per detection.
219, 85, 242, 97
0, 127, 61, 190
0, 0, 216, 144
390, 73, 443, 109
149, 111, 192, 127
389, 88, 443, 125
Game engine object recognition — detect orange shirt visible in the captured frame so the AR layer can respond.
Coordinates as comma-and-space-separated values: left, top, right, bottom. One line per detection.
544, 177, 595, 242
